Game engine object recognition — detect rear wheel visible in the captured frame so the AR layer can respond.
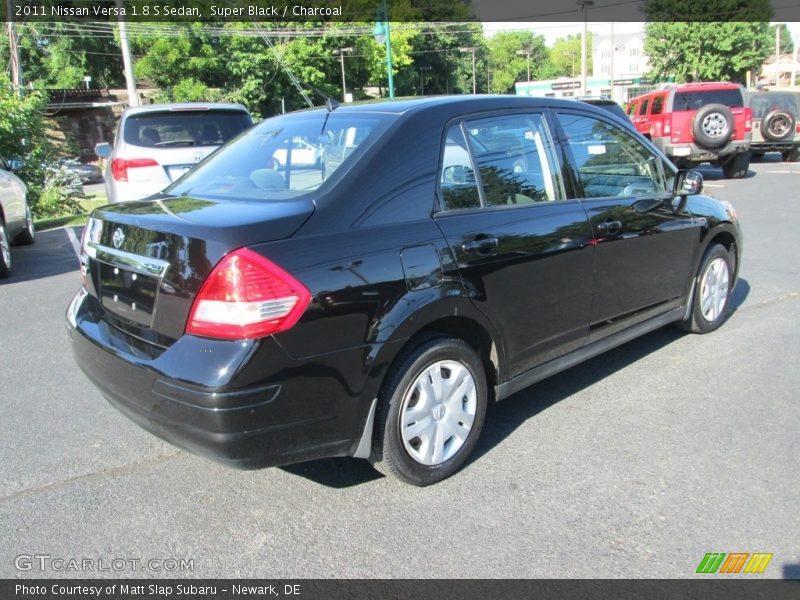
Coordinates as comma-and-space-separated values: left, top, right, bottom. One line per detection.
782, 146, 800, 162
722, 152, 749, 179
14, 204, 35, 245
0, 219, 11, 278
677, 244, 734, 334
370, 336, 488, 486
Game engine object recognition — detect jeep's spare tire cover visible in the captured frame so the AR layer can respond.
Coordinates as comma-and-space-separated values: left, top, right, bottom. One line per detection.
692, 103, 735, 148
761, 109, 795, 142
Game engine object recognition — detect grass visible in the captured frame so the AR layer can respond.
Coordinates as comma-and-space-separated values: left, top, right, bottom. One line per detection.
34, 194, 107, 232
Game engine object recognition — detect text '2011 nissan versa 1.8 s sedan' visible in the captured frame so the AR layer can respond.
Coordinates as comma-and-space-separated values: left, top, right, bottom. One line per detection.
67, 96, 742, 486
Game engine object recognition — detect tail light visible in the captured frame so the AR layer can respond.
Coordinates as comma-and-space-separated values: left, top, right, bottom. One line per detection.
744, 108, 752, 133
796, 122, 800, 134
111, 158, 159, 181
79, 217, 103, 288
186, 248, 311, 340
663, 115, 671, 137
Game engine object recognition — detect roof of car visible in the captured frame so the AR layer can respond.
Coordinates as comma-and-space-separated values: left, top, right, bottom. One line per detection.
121, 102, 250, 116
279, 94, 604, 118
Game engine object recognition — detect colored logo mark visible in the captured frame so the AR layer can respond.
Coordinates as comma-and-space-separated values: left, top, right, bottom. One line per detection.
696, 552, 773, 574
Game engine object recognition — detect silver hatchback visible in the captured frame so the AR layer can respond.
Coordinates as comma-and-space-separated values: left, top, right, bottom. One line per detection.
96, 103, 253, 203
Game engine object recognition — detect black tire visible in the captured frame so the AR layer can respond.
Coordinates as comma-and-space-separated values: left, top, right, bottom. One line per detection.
676, 244, 735, 334
782, 145, 800, 162
691, 103, 734, 148
369, 336, 488, 486
0, 219, 11, 278
722, 152, 749, 179
13, 203, 35, 246
761, 109, 795, 142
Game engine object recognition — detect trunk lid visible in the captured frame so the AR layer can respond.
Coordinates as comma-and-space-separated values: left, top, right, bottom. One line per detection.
83, 195, 314, 344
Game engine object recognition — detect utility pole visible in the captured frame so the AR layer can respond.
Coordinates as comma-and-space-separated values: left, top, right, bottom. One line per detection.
372, 0, 394, 99
578, 1, 595, 96
516, 48, 532, 82
609, 21, 615, 100
333, 47, 353, 102
5, 0, 22, 93
116, 0, 139, 106
460, 47, 477, 94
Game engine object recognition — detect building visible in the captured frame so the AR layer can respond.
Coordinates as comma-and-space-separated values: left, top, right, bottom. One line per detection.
592, 31, 651, 101
758, 50, 800, 89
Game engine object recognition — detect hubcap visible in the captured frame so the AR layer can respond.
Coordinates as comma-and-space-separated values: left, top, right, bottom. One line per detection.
0, 224, 10, 268
769, 116, 790, 137
399, 359, 477, 466
700, 257, 730, 322
702, 113, 729, 139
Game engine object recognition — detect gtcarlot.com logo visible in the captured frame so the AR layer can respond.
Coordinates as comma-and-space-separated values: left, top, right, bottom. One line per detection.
696, 552, 773, 574
14, 554, 194, 573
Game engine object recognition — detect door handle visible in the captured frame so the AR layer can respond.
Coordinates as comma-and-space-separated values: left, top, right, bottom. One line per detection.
462, 236, 499, 254
597, 220, 622, 236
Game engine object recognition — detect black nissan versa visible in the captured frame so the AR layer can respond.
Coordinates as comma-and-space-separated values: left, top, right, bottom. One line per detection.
67, 96, 742, 486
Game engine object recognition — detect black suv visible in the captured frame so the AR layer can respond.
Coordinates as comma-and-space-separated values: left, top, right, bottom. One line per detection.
68, 96, 742, 486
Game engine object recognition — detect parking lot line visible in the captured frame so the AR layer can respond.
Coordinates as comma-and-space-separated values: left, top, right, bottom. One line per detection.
65, 226, 81, 259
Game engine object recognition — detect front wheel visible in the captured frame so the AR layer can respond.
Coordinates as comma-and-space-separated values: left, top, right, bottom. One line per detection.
14, 204, 35, 245
677, 244, 734, 334
0, 219, 11, 278
370, 336, 488, 486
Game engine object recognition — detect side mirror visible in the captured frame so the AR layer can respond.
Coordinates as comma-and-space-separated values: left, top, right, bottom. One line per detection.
95, 142, 112, 159
7, 158, 25, 171
673, 169, 703, 197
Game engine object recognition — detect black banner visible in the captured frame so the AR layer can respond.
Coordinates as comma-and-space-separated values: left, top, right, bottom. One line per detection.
3, 579, 800, 600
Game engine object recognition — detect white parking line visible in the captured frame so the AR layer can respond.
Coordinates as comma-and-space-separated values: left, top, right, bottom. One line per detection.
704, 183, 725, 188
766, 170, 800, 174
65, 227, 81, 259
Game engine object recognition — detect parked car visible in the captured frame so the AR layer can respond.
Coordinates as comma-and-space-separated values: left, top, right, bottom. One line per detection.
95, 103, 253, 203
627, 82, 752, 178
577, 96, 629, 122
0, 156, 35, 278
59, 158, 103, 184
67, 96, 742, 486
745, 90, 800, 162
271, 137, 323, 167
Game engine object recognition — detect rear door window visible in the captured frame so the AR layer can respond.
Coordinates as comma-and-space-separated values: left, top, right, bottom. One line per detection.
639, 99, 650, 115
123, 110, 252, 148
673, 89, 743, 110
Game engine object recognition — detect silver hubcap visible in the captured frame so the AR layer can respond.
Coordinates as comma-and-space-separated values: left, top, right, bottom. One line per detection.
399, 360, 477, 466
0, 224, 10, 268
700, 257, 730, 322
702, 113, 729, 139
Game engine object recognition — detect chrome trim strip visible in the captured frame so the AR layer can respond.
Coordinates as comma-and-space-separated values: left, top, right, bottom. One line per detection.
89, 242, 170, 277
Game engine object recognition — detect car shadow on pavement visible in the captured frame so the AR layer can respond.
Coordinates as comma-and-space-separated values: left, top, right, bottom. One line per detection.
0, 227, 80, 285
783, 563, 800, 579
729, 277, 750, 313
697, 166, 756, 181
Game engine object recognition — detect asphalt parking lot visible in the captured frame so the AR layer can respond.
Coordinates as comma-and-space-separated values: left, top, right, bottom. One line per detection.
1, 156, 798, 579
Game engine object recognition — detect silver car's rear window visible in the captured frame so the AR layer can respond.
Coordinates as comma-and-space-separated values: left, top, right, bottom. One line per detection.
123, 110, 252, 148
164, 112, 393, 201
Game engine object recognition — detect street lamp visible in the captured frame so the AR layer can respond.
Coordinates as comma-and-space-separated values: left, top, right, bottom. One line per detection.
372, 5, 394, 100
460, 47, 478, 94
332, 47, 353, 101
578, 0, 595, 96
565, 51, 577, 78
516, 48, 532, 82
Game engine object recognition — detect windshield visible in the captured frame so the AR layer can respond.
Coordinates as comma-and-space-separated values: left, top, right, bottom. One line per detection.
165, 111, 392, 201
123, 110, 252, 148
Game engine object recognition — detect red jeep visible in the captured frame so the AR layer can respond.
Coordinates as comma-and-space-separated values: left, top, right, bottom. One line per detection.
627, 82, 752, 178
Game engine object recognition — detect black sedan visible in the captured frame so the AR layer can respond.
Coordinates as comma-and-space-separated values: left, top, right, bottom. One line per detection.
67, 96, 742, 486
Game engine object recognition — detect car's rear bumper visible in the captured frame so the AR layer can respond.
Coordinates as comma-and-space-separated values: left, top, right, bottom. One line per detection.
66, 288, 374, 469
750, 140, 798, 152
654, 138, 750, 162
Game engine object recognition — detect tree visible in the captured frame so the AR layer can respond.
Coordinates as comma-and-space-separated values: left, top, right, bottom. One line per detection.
643, 0, 773, 83
549, 34, 591, 79
486, 31, 548, 93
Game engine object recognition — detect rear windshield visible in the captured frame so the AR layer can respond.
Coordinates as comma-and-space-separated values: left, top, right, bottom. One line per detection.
673, 89, 743, 110
164, 112, 392, 201
123, 110, 253, 148
748, 93, 798, 119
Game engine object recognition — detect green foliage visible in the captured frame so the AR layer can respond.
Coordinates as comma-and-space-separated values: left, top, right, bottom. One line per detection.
644, 21, 772, 83
549, 34, 592, 79
35, 165, 86, 219
486, 31, 549, 93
